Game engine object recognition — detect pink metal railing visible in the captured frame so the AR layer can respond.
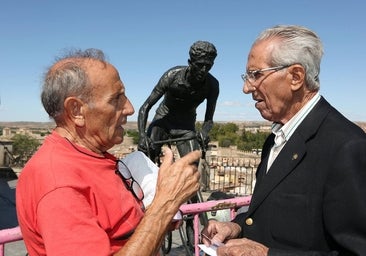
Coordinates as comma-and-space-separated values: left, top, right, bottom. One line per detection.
0, 226, 23, 256
179, 195, 252, 256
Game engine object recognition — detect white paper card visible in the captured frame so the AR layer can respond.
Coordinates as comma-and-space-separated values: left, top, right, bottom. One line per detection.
198, 244, 218, 256
121, 151, 182, 221
121, 151, 158, 207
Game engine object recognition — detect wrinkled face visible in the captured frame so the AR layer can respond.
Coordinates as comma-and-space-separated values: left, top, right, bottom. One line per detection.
189, 58, 214, 82
242, 40, 292, 123
83, 61, 134, 151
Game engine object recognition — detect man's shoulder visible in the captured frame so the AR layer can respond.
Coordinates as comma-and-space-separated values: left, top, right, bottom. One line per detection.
207, 73, 219, 87
164, 65, 186, 75
159, 66, 186, 81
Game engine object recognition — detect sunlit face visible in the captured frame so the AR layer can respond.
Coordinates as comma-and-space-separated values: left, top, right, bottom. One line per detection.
242, 40, 292, 123
83, 61, 134, 151
189, 58, 213, 82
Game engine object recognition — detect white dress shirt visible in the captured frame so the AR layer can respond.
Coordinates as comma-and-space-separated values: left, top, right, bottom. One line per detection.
267, 93, 321, 171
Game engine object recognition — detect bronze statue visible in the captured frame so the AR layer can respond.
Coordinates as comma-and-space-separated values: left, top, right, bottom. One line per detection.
138, 41, 219, 161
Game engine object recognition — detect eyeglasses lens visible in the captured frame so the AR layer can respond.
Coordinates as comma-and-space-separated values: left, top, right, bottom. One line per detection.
117, 160, 144, 201
118, 161, 132, 179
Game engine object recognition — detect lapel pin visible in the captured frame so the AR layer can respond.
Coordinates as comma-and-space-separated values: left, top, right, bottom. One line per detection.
292, 153, 298, 160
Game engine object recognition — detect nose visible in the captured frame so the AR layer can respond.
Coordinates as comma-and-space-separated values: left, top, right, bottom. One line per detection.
198, 65, 209, 74
243, 81, 256, 94
123, 98, 135, 116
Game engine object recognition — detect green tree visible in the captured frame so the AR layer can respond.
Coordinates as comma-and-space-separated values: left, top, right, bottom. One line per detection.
237, 130, 269, 151
124, 122, 270, 151
207, 122, 239, 142
208, 123, 240, 147
11, 134, 41, 166
217, 133, 238, 147
222, 122, 238, 134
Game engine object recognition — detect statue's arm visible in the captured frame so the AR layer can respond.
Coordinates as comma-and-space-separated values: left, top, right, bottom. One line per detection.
137, 71, 172, 135
203, 79, 219, 133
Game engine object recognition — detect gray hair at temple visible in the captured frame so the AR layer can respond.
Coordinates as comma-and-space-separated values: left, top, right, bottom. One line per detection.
41, 48, 107, 122
189, 41, 217, 62
255, 25, 323, 91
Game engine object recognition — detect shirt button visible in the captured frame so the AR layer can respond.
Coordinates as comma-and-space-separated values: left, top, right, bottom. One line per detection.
245, 218, 253, 226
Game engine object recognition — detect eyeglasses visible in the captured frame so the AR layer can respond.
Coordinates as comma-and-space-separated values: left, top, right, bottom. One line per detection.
241, 65, 290, 84
116, 160, 144, 201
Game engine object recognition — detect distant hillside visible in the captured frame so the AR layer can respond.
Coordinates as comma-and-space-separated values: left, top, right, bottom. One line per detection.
0, 121, 270, 130
1, 121, 365, 132
0, 121, 56, 129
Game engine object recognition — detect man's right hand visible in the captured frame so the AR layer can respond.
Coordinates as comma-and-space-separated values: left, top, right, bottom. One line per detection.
119, 148, 201, 256
155, 148, 201, 208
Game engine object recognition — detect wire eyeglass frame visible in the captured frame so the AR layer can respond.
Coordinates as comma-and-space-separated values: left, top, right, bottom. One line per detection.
241, 65, 290, 83
116, 160, 144, 201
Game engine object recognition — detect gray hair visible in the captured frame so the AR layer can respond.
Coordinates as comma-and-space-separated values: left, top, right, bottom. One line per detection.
255, 25, 323, 91
41, 48, 106, 121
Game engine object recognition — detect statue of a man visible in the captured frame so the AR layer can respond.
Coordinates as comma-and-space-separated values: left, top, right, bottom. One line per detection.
138, 41, 219, 161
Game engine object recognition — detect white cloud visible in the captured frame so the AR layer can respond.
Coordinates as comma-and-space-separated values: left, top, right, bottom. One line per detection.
219, 101, 242, 107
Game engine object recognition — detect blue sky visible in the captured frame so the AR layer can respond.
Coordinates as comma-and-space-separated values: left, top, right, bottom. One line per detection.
1, 0, 365, 122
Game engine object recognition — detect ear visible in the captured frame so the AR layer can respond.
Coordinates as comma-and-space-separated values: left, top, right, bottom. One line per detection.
64, 97, 86, 127
288, 64, 305, 91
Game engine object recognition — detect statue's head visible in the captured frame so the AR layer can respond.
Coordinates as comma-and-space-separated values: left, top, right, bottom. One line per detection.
188, 41, 217, 82
189, 41, 217, 63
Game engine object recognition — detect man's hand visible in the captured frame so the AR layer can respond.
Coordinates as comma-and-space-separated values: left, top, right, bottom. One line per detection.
217, 238, 269, 256
154, 148, 201, 210
119, 148, 201, 256
201, 220, 241, 246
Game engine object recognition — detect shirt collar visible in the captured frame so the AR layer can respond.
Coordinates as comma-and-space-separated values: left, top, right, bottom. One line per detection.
272, 92, 321, 142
